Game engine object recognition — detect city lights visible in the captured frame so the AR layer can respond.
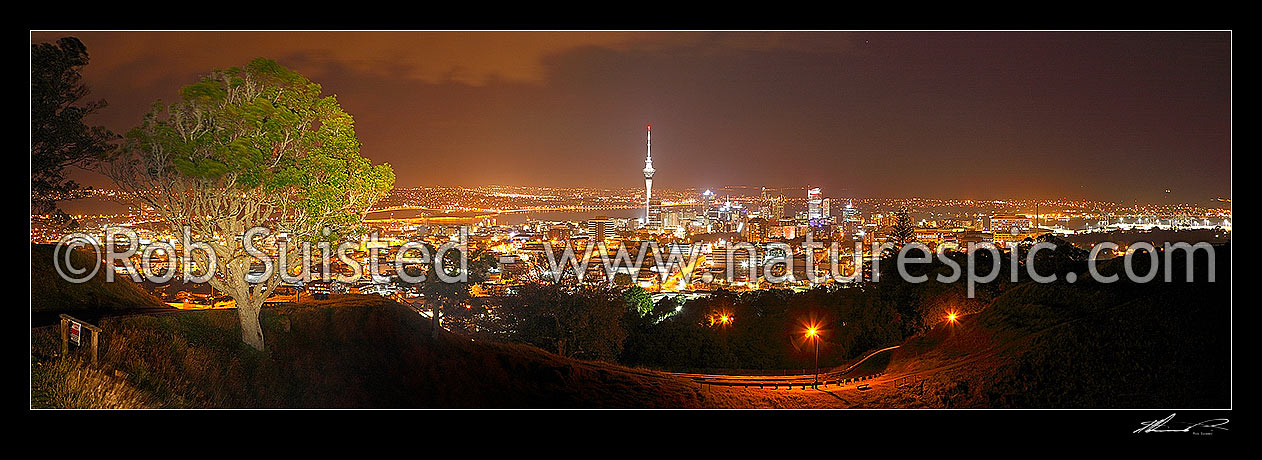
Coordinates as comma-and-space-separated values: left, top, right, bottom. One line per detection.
30, 30, 1230, 416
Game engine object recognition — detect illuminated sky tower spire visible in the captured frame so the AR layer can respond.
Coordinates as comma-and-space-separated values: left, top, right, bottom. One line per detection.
643, 124, 655, 225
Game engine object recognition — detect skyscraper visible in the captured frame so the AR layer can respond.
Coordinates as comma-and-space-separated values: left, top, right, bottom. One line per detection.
841, 200, 861, 238
744, 217, 767, 243
642, 124, 655, 227
759, 187, 770, 218
702, 189, 716, 229
807, 187, 823, 220
771, 196, 785, 221
588, 216, 615, 242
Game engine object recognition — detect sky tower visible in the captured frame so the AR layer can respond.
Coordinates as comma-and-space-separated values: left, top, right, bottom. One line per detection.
642, 124, 655, 226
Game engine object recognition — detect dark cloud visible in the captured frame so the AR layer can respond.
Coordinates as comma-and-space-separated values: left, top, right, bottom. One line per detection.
31, 31, 1230, 203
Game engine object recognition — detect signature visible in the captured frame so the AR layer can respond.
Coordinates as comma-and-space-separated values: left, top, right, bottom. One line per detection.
1134, 413, 1229, 434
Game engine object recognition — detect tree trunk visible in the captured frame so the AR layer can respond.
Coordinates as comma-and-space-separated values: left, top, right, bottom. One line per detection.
431, 302, 440, 339
238, 301, 265, 351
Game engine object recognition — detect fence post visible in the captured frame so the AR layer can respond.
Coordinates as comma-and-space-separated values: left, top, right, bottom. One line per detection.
57, 314, 102, 366
90, 329, 99, 366
60, 316, 69, 356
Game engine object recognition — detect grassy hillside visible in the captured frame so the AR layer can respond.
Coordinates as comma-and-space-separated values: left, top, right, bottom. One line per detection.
30, 243, 168, 313
886, 245, 1231, 408
29, 242, 1230, 409
31, 295, 709, 408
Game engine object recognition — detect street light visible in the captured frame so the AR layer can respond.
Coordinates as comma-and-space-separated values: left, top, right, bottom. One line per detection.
805, 327, 819, 388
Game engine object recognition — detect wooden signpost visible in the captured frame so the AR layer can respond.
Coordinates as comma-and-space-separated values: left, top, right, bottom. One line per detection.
59, 314, 102, 366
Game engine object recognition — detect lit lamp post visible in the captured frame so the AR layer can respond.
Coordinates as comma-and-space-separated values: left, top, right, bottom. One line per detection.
806, 327, 819, 388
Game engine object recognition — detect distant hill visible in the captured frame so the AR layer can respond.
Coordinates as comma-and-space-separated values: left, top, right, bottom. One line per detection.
886, 245, 1230, 408
30, 243, 168, 314
31, 295, 709, 408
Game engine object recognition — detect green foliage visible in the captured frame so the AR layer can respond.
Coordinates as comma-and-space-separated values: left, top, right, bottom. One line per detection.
623, 286, 653, 317
106, 58, 394, 350
114, 57, 394, 241
612, 272, 635, 288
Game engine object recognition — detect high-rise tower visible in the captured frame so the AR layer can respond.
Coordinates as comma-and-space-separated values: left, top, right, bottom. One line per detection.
702, 189, 716, 229
643, 124, 656, 227
807, 187, 823, 220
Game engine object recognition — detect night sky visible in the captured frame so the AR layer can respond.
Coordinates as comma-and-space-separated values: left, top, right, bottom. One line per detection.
31, 31, 1231, 204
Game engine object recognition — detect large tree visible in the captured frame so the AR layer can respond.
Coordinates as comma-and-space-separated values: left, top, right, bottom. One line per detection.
31, 36, 118, 229
888, 207, 917, 248
105, 58, 394, 350
499, 284, 627, 361
413, 243, 497, 338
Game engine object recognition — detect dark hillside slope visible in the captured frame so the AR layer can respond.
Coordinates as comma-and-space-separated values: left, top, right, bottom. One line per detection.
30, 243, 169, 315
887, 244, 1230, 408
32, 295, 708, 408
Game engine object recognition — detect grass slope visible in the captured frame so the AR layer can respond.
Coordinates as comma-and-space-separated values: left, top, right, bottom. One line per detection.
30, 243, 168, 313
885, 252, 1230, 408
32, 295, 708, 408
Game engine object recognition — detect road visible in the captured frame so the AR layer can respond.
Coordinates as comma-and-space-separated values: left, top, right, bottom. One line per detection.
664, 345, 900, 388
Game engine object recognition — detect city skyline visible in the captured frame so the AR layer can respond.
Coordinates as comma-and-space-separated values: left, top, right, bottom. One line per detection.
30, 31, 1231, 204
